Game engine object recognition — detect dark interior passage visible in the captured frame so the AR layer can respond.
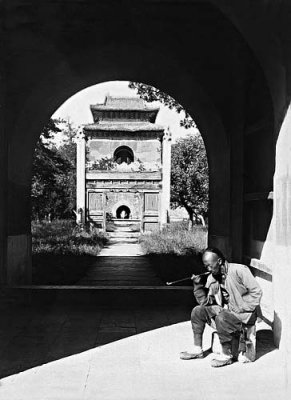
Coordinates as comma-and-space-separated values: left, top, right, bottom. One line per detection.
116, 205, 131, 219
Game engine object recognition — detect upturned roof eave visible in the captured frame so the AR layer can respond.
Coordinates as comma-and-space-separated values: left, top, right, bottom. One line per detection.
90, 105, 160, 112
83, 124, 164, 132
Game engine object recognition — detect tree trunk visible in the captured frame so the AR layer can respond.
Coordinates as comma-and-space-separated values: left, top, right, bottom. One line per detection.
198, 214, 206, 227
179, 197, 194, 231
187, 218, 193, 231
186, 208, 194, 231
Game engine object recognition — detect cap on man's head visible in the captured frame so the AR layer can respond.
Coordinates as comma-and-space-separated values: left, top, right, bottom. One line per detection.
202, 247, 225, 262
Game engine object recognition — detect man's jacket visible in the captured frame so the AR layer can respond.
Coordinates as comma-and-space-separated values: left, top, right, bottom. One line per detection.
193, 262, 262, 323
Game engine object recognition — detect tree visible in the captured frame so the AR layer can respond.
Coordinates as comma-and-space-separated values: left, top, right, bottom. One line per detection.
31, 118, 76, 221
128, 82, 196, 129
171, 135, 209, 229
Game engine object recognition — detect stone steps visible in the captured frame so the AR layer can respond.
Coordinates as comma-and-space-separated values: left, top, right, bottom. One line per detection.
107, 231, 140, 238
113, 226, 133, 232
107, 238, 139, 244
112, 220, 140, 227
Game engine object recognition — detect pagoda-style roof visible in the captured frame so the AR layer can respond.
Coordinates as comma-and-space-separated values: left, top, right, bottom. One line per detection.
89, 95, 160, 124
90, 95, 159, 112
84, 121, 164, 132
84, 95, 164, 138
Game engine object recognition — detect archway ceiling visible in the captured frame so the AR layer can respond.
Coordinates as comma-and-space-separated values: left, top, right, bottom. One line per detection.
5, 0, 275, 145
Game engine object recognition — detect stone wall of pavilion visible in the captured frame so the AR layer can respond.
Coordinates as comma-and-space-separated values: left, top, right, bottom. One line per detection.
104, 192, 142, 220
88, 139, 161, 165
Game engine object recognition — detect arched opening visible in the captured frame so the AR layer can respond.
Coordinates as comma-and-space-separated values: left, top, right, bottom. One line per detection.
4, 1, 276, 290
29, 80, 209, 286
116, 205, 130, 219
114, 146, 134, 165
3, 0, 288, 386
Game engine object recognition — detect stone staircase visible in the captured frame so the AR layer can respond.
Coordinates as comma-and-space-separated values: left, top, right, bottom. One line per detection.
106, 220, 141, 243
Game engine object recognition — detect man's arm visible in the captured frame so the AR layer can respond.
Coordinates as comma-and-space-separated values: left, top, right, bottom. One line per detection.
192, 275, 209, 305
238, 266, 262, 312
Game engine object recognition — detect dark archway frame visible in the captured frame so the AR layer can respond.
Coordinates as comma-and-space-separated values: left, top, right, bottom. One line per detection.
3, 1, 275, 286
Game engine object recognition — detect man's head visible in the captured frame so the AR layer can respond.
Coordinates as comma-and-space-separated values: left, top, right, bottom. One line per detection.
202, 247, 225, 276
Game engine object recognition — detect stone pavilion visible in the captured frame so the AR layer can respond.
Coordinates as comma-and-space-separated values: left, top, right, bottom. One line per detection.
75, 95, 171, 233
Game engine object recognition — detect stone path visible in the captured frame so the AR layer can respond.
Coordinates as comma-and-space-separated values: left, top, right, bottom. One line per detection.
0, 300, 288, 400
77, 256, 164, 286
3, 239, 288, 398
98, 240, 144, 257
77, 239, 164, 286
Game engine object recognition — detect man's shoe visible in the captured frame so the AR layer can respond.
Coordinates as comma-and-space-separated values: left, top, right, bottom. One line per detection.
180, 351, 204, 360
211, 356, 233, 367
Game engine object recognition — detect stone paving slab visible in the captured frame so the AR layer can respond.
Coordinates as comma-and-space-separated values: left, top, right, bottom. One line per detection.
0, 316, 288, 399
0, 301, 289, 399
77, 256, 163, 286
98, 242, 144, 257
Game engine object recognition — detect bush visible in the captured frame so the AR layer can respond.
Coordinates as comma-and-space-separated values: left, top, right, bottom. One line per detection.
140, 222, 208, 256
31, 219, 108, 284
32, 219, 108, 256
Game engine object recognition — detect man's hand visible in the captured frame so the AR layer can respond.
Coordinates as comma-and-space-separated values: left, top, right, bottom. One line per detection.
191, 274, 202, 284
230, 305, 241, 313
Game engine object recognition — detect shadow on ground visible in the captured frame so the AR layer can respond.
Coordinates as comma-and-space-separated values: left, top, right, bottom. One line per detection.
256, 329, 277, 359
32, 254, 206, 286
32, 255, 97, 284
146, 254, 206, 285
0, 301, 192, 379
0, 298, 276, 379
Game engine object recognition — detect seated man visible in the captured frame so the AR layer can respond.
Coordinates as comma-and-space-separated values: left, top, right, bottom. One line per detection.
180, 247, 262, 367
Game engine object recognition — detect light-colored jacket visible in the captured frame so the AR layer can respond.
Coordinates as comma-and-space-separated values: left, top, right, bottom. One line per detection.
194, 262, 262, 324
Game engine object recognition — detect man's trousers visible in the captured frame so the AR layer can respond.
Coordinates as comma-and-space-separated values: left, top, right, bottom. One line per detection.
191, 305, 242, 353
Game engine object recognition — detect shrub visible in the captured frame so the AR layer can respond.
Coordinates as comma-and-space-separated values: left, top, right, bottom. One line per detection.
140, 223, 208, 256
31, 219, 108, 256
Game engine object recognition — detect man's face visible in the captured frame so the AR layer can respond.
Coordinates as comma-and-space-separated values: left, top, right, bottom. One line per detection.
202, 251, 222, 276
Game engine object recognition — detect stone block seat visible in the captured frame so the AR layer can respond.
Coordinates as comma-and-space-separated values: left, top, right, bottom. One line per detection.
211, 323, 257, 363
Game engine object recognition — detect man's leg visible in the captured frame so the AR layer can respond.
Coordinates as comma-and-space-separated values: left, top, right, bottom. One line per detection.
191, 305, 220, 347
180, 305, 221, 360
212, 310, 242, 367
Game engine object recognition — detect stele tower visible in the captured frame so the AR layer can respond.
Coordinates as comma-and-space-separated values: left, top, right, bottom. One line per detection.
75, 95, 171, 234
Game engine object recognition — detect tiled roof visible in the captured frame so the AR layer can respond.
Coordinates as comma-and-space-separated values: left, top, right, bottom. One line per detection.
90, 95, 159, 112
84, 121, 164, 132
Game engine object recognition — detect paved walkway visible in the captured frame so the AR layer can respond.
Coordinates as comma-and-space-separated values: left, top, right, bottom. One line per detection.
77, 240, 164, 286
0, 301, 289, 399
77, 256, 163, 286
98, 240, 144, 257
3, 241, 289, 398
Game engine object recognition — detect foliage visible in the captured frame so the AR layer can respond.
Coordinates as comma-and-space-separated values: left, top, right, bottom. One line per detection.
129, 82, 208, 226
32, 219, 108, 284
139, 222, 208, 256
128, 82, 196, 129
31, 119, 77, 221
87, 157, 159, 172
88, 156, 116, 171
171, 135, 209, 227
32, 219, 107, 256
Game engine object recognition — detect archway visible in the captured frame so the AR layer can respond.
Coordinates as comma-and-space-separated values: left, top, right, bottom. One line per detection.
4, 0, 291, 388
2, 0, 281, 347
116, 205, 130, 219
28, 80, 209, 285
114, 146, 134, 165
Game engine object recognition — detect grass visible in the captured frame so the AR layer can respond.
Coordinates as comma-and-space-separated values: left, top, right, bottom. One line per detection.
139, 221, 208, 256
32, 219, 107, 256
31, 219, 208, 286
32, 219, 108, 284
139, 222, 208, 285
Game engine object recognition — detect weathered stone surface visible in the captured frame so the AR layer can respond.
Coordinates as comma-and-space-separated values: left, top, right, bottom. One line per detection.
79, 96, 169, 232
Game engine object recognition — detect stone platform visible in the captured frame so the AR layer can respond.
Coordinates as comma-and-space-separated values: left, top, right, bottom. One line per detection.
0, 300, 288, 400
77, 256, 162, 286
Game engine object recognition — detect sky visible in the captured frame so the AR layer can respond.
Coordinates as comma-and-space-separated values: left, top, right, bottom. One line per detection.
52, 81, 199, 144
